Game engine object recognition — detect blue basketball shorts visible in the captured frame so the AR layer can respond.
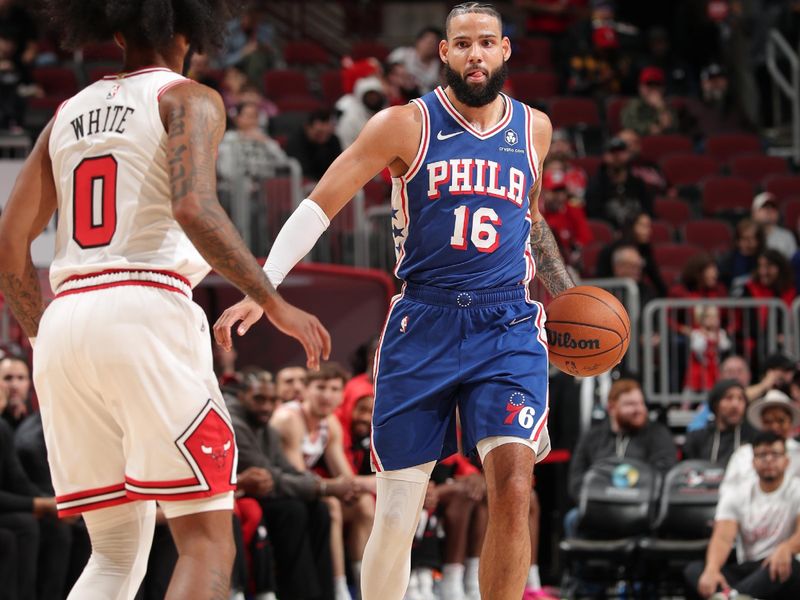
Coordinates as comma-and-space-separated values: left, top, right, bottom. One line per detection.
370, 283, 550, 472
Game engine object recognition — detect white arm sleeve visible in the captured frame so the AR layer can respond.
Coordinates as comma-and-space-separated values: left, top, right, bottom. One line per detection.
263, 198, 330, 287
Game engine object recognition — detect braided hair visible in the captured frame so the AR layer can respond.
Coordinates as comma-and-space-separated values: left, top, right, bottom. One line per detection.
41, 0, 241, 53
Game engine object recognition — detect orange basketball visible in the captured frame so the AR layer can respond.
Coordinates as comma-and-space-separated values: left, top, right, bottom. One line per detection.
544, 286, 631, 377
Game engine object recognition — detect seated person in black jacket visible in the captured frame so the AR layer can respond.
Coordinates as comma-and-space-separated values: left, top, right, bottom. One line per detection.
565, 379, 677, 537
683, 380, 757, 467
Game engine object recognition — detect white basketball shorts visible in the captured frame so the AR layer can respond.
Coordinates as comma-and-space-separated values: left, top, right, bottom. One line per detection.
33, 269, 237, 517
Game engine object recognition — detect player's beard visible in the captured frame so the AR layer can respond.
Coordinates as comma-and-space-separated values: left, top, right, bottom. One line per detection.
445, 61, 508, 108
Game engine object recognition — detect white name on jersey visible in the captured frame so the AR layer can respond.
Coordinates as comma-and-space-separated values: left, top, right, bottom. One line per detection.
426, 158, 527, 207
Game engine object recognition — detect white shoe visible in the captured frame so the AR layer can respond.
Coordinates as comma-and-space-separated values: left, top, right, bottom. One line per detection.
405, 572, 423, 600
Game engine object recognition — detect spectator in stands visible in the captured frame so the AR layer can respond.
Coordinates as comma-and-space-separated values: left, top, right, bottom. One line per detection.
615, 128, 667, 193
717, 354, 796, 406
752, 192, 797, 260
671, 253, 728, 304
636, 26, 695, 97
585, 137, 653, 228
620, 66, 677, 136
335, 75, 387, 149
540, 166, 592, 270
286, 109, 342, 182
718, 218, 765, 289
275, 365, 307, 404
684, 379, 756, 466
684, 305, 733, 394
0, 0, 38, 68
220, 10, 278, 86
566, 379, 677, 531
0, 353, 30, 429
0, 31, 30, 132
271, 364, 372, 600
686, 63, 755, 137
597, 211, 667, 296
609, 244, 659, 317
722, 390, 800, 495
227, 372, 339, 600
0, 417, 65, 600
218, 101, 287, 181
685, 431, 800, 599
387, 27, 443, 94
545, 130, 588, 199
383, 61, 420, 106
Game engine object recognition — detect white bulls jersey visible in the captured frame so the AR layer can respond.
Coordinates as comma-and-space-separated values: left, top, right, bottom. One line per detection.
48, 67, 210, 294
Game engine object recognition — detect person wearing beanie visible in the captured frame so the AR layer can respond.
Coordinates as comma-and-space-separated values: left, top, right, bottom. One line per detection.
683, 380, 757, 467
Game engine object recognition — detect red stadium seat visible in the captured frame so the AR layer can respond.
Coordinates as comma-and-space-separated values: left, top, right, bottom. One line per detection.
513, 37, 552, 70
321, 69, 343, 105
650, 220, 673, 243
509, 71, 559, 104
729, 154, 789, 185
275, 95, 325, 112
705, 133, 761, 162
654, 197, 692, 228
32, 66, 79, 97
783, 197, 800, 231
82, 41, 123, 63
588, 219, 614, 244
549, 97, 601, 128
653, 243, 705, 270
660, 266, 681, 287
659, 154, 720, 187
701, 176, 754, 217
263, 69, 310, 101
283, 41, 331, 67
350, 40, 390, 62
605, 96, 632, 134
765, 175, 800, 204
569, 156, 602, 178
87, 65, 120, 82
683, 219, 734, 255
639, 134, 693, 164
581, 243, 604, 277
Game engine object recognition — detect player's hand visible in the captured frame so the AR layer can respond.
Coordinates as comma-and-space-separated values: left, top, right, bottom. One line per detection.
32, 497, 58, 518
237, 466, 274, 498
264, 297, 331, 371
697, 568, 728, 598
213, 296, 264, 352
764, 543, 793, 582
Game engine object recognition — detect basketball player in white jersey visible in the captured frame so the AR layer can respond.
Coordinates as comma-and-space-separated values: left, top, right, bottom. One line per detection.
0, 2, 329, 599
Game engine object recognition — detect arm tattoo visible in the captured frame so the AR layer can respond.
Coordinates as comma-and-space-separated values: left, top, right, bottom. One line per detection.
0, 255, 44, 337
166, 90, 278, 307
530, 218, 574, 297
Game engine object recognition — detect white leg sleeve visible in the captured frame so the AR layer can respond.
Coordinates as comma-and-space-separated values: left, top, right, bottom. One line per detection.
67, 501, 156, 600
361, 461, 436, 600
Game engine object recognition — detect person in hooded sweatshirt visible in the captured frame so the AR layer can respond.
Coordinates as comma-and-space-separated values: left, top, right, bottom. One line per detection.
335, 75, 387, 149
683, 379, 757, 467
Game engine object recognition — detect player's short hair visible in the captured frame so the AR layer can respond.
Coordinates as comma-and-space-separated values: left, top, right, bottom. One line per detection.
306, 362, 349, 385
40, 0, 240, 53
445, 2, 502, 35
608, 379, 641, 404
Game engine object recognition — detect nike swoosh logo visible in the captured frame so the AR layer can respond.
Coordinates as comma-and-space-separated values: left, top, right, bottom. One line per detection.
509, 315, 533, 326
437, 130, 464, 140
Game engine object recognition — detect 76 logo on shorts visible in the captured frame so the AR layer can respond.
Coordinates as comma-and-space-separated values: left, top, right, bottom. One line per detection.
505, 392, 536, 428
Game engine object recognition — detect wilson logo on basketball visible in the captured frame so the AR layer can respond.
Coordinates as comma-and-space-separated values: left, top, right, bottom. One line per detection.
546, 331, 601, 350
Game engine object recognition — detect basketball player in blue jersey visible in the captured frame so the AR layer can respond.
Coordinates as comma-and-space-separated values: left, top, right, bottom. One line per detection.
215, 3, 574, 598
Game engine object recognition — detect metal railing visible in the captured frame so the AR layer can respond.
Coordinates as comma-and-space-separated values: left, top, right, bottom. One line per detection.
642, 298, 792, 405
767, 28, 800, 163
0, 133, 31, 158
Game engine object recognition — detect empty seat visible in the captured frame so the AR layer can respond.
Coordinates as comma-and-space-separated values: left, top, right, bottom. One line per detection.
581, 243, 604, 278
263, 69, 310, 101
605, 96, 632, 134
783, 197, 800, 230
701, 176, 754, 217
729, 154, 789, 185
683, 219, 733, 255
275, 95, 325, 112
650, 220, 673, 243
82, 41, 123, 63
549, 97, 601, 128
569, 156, 602, 178
588, 219, 614, 244
705, 133, 761, 162
283, 40, 330, 67
765, 174, 800, 203
32, 66, 79, 97
654, 243, 706, 269
320, 69, 343, 105
659, 154, 720, 187
350, 40, 390, 62
654, 197, 692, 228
512, 37, 552, 70
639, 134, 693, 164
509, 71, 559, 104
87, 65, 120, 82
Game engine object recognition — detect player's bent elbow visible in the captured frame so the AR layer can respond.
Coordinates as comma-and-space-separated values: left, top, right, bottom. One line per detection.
171, 195, 205, 227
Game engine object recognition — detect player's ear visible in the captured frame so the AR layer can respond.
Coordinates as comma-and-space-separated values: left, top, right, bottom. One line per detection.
502, 36, 512, 62
439, 39, 449, 64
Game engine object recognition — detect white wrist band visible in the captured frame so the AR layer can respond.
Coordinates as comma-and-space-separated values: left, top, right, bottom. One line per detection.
263, 198, 330, 287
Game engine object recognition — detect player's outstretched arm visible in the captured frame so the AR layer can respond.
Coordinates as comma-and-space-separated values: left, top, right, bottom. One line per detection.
528, 110, 574, 296
213, 104, 421, 347
0, 120, 58, 340
160, 83, 330, 368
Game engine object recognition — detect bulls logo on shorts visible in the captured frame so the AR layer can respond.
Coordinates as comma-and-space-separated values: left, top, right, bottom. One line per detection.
177, 400, 238, 493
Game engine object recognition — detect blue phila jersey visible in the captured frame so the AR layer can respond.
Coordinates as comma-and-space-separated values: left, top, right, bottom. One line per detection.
391, 86, 539, 290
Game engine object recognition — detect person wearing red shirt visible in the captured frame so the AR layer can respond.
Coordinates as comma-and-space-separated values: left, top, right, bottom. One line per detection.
540, 167, 593, 269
